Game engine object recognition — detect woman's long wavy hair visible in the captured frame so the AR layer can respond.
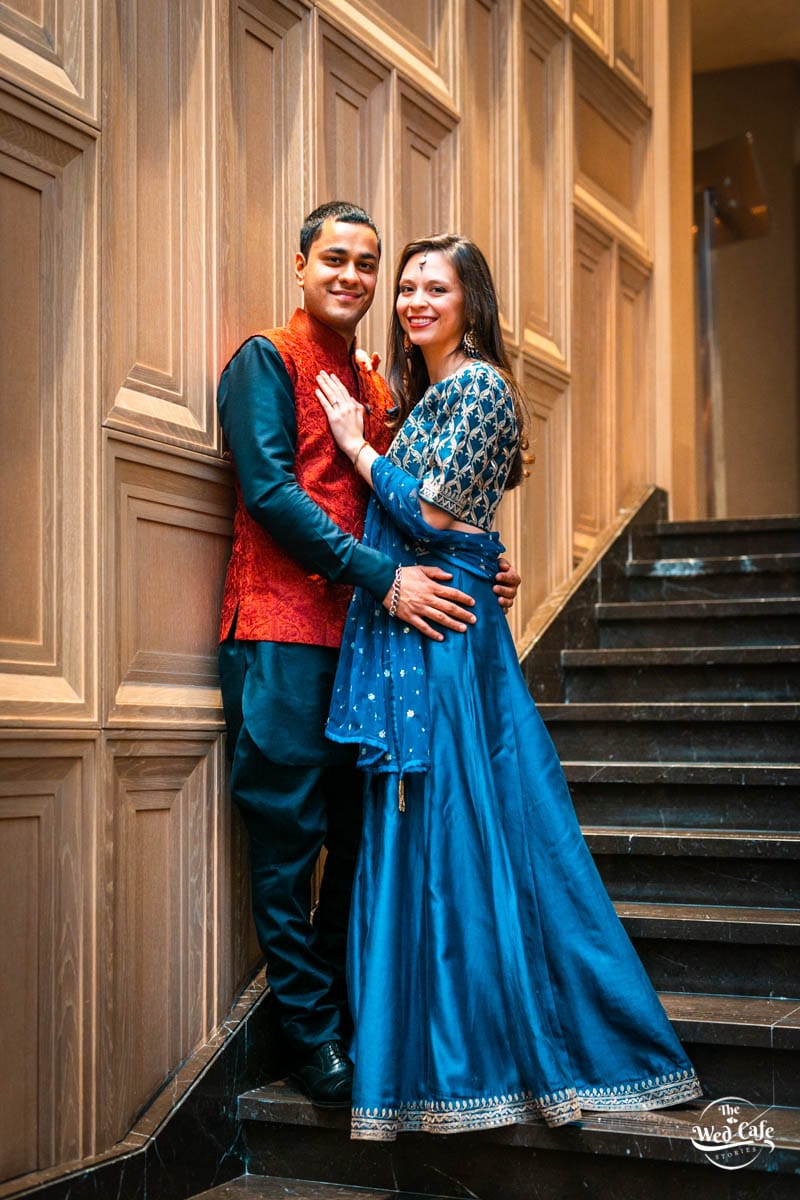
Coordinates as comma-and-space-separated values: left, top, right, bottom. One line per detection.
386, 234, 528, 489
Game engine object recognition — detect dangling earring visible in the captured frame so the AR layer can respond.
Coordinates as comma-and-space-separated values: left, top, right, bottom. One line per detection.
403, 333, 413, 354
463, 328, 479, 357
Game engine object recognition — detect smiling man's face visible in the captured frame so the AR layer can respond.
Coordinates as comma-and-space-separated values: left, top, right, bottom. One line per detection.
295, 218, 380, 343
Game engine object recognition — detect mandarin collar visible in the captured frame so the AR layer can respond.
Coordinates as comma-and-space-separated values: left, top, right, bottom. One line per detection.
289, 308, 357, 366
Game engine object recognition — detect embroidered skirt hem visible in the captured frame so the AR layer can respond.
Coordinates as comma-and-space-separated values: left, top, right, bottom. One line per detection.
350, 1071, 703, 1140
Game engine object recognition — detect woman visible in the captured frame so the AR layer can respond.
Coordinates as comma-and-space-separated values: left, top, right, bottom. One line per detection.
315, 235, 701, 1141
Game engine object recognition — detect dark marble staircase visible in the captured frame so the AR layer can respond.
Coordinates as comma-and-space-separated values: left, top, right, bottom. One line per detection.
537, 514, 800, 1127
209, 511, 800, 1199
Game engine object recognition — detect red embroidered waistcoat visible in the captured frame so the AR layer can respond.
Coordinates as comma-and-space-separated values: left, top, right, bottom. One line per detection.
219, 309, 395, 648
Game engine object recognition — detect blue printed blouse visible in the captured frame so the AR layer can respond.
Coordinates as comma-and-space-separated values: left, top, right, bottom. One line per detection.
387, 361, 519, 531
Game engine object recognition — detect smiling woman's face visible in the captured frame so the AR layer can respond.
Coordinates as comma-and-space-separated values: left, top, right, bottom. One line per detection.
395, 250, 466, 359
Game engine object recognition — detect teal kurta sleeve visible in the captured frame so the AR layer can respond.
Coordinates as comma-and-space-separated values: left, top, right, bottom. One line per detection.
218, 336, 396, 600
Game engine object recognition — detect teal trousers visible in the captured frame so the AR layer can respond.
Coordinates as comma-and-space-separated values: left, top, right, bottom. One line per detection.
219, 630, 362, 1053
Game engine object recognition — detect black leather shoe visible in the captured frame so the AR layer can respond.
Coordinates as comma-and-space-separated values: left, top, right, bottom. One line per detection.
289, 1039, 354, 1107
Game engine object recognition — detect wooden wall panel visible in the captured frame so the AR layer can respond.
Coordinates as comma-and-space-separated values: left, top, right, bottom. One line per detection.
396, 84, 455, 254
104, 435, 234, 728
574, 45, 649, 239
614, 0, 648, 97
98, 735, 221, 1142
318, 28, 388, 226
344, 0, 445, 74
317, 23, 390, 354
571, 0, 609, 59
219, 0, 307, 360
0, 93, 96, 725
576, 94, 632, 211
215, 764, 261, 1005
572, 217, 613, 559
538, 0, 566, 16
460, 0, 513, 331
615, 250, 651, 505
505, 364, 571, 639
461, 0, 493, 258
0, 164, 44, 652
0, 738, 95, 1178
0, 0, 97, 122
317, 0, 453, 111
102, 0, 216, 451
519, 4, 567, 364
371, 0, 435, 56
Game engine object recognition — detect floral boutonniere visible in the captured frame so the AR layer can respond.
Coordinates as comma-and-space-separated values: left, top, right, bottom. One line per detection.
354, 348, 381, 374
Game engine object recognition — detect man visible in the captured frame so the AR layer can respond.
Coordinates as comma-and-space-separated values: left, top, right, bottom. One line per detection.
217, 201, 519, 1105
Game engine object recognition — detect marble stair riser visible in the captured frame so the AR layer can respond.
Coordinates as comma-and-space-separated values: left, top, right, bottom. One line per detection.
597, 612, 800, 648
585, 830, 800, 857
625, 568, 800, 602
239, 1121, 800, 1200
563, 661, 800, 703
544, 717, 800, 763
632, 937, 800, 999
655, 529, 800, 558
595, 854, 800, 907
570, 782, 800, 831
679, 1042, 800, 1109
620, 906, 800, 943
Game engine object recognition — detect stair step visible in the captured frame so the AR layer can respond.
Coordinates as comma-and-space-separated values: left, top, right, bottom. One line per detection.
615, 900, 800, 944
561, 645, 800, 702
563, 761, 800, 785
616, 903, 800, 999
627, 553, 800, 577
563, 645, 799, 666
540, 701, 800, 762
625, 553, 800, 599
541, 700, 800, 718
600, 851, 800, 907
584, 826, 800, 858
238, 1084, 800, 1182
653, 515, 800, 557
596, 597, 800, 648
565, 761, 800, 830
661, 992, 800, 1048
657, 516, 800, 535
191, 1178, 443, 1199
633, 931, 800, 998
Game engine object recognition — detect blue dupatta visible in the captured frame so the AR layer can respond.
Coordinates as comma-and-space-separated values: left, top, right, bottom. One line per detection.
326, 456, 504, 784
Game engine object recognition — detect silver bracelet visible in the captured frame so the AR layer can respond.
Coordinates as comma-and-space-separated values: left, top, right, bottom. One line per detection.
388, 565, 402, 618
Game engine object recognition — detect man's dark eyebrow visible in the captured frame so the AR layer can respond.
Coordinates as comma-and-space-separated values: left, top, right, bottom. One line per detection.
323, 244, 378, 262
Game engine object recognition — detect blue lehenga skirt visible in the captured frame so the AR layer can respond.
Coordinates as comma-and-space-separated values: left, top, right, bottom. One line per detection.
346, 547, 702, 1141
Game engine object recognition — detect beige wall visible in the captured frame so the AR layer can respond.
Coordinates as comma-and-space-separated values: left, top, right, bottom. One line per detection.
693, 61, 800, 518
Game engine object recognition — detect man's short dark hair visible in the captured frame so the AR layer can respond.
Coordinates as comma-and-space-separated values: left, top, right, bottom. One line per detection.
299, 201, 381, 259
